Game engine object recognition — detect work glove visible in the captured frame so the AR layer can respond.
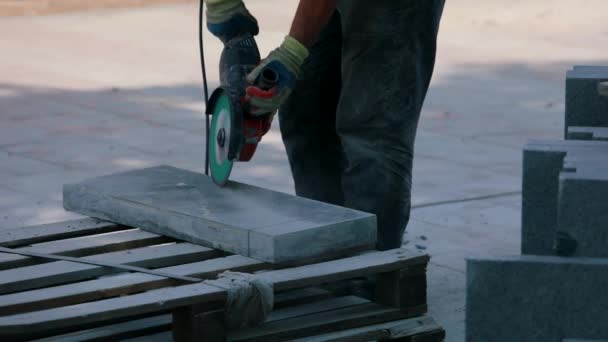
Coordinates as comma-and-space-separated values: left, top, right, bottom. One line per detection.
245, 36, 310, 115
206, 0, 259, 43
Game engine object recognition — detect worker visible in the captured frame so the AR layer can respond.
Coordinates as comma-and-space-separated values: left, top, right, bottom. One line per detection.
206, 0, 445, 251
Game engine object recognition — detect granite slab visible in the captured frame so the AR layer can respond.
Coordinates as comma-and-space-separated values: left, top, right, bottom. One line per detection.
467, 255, 608, 342
568, 126, 608, 141
63, 166, 377, 263
565, 66, 608, 137
522, 140, 608, 255
558, 163, 608, 257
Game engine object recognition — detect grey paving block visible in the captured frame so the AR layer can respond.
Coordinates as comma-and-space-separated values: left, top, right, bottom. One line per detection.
567, 126, 608, 141
63, 165, 377, 263
558, 164, 608, 257
522, 140, 608, 255
565, 66, 608, 137
600, 82, 608, 97
467, 255, 608, 342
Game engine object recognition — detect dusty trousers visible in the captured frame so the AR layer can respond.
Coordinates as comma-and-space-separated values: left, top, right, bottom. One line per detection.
279, 0, 445, 250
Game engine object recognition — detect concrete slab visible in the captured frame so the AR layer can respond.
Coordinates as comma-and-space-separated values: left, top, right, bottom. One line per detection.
558, 164, 608, 257
565, 66, 608, 137
601, 82, 608, 97
522, 140, 608, 255
467, 255, 608, 342
63, 165, 377, 263
567, 126, 608, 141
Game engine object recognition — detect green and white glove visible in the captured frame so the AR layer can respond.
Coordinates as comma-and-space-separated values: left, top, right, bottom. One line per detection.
245, 36, 309, 115
205, 0, 258, 43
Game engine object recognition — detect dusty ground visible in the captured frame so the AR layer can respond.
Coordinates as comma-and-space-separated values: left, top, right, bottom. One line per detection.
0, 0, 191, 16
1, 1, 607, 341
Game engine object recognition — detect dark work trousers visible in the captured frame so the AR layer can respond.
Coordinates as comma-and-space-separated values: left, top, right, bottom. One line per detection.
279, 0, 445, 250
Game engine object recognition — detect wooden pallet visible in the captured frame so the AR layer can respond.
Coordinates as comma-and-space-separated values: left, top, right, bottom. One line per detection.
0, 218, 444, 341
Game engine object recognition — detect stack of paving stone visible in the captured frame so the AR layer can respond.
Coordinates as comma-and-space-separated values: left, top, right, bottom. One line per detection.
466, 66, 608, 342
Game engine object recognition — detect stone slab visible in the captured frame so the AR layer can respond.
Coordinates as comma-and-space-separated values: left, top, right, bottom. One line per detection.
467, 255, 608, 342
522, 140, 608, 255
568, 126, 608, 141
558, 163, 608, 257
565, 66, 608, 138
600, 82, 608, 97
63, 165, 377, 264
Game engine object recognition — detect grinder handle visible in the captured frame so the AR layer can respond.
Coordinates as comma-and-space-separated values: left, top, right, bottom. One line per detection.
257, 68, 279, 91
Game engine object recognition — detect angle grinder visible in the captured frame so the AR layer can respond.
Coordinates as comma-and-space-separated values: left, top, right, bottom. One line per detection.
205, 34, 277, 187
198, 0, 278, 187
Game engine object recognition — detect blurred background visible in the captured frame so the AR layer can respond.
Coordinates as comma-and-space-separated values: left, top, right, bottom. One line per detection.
1, 1, 607, 340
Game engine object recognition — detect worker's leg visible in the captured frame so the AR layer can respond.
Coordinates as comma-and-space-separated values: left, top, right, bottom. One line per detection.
279, 12, 344, 206
336, 0, 445, 250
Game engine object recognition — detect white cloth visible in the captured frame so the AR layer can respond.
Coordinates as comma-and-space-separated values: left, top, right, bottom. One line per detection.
205, 271, 274, 329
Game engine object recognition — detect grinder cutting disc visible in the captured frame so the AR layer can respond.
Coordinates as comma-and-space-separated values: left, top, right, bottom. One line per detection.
208, 89, 236, 186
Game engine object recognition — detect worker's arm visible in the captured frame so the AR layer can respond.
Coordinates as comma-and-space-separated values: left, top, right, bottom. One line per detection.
245, 0, 337, 114
289, 0, 338, 48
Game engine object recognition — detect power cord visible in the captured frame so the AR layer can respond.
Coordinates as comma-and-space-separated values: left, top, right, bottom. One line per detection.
199, 0, 210, 176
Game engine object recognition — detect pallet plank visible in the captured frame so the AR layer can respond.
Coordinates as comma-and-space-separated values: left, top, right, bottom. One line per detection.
0, 218, 124, 248
29, 288, 331, 342
0, 248, 426, 336
121, 331, 172, 342
267, 296, 369, 323
0, 243, 218, 296
0, 229, 170, 270
228, 302, 411, 341
289, 316, 442, 342
32, 315, 171, 342
0, 283, 225, 336
273, 288, 333, 309
0, 255, 266, 314
256, 249, 428, 292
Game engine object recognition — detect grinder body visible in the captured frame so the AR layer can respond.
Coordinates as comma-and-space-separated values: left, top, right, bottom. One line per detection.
207, 34, 276, 186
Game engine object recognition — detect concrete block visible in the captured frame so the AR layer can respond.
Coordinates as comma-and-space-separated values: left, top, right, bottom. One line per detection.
599, 81, 608, 97
567, 126, 608, 141
558, 163, 608, 257
563, 153, 608, 172
522, 140, 608, 255
63, 166, 377, 263
565, 66, 608, 137
467, 255, 608, 342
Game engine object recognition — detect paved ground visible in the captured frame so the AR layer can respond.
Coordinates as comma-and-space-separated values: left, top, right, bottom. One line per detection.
0, 0, 190, 16
1, 1, 607, 341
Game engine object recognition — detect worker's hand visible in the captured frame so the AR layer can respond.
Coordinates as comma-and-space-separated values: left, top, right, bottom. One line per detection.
206, 0, 258, 43
245, 36, 309, 115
